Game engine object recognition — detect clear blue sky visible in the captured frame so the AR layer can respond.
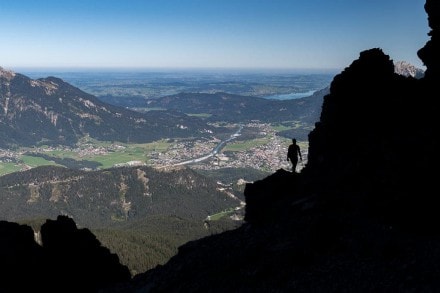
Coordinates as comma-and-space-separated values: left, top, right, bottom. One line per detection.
0, 0, 428, 71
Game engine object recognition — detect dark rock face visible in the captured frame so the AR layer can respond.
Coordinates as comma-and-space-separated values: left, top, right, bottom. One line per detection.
307, 48, 400, 181
41, 216, 131, 292
0, 216, 130, 293
244, 169, 300, 224
418, 0, 440, 80
0, 221, 45, 293
118, 1, 440, 292
304, 47, 439, 232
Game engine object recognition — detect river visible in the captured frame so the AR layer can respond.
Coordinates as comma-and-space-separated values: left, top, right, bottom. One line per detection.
173, 124, 243, 166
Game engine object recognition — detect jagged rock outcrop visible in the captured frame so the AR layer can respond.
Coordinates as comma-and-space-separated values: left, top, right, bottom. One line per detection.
418, 0, 440, 80
243, 169, 300, 224
113, 1, 440, 291
41, 216, 131, 292
0, 221, 45, 293
0, 215, 130, 293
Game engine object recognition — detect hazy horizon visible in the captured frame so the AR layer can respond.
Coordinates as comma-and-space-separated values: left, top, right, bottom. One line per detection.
1, 0, 428, 71
12, 66, 340, 75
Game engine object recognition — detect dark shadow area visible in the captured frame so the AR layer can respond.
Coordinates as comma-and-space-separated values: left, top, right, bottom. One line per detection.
1, 215, 130, 293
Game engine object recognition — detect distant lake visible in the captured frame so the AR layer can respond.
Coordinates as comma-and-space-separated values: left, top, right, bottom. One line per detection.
264, 90, 316, 100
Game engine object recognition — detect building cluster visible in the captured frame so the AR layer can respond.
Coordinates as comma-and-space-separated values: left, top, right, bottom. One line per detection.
1, 123, 308, 175
148, 138, 219, 166
150, 122, 308, 173
0, 149, 20, 163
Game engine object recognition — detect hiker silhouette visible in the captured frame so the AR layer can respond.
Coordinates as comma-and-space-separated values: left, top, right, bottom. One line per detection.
287, 138, 302, 172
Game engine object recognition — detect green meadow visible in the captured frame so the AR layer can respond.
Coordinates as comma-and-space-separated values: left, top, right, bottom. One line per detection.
0, 140, 172, 176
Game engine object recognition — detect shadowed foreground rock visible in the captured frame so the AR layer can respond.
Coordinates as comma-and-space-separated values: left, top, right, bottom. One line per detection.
0, 215, 130, 293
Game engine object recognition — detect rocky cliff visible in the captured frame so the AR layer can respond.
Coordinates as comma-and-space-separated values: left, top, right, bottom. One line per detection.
118, 1, 440, 291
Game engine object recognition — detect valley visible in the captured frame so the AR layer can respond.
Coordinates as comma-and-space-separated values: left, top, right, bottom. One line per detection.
0, 67, 327, 276
0, 121, 309, 177
1, 69, 324, 176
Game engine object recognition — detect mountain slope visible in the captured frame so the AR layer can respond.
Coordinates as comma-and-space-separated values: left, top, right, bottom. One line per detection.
0, 164, 243, 274
0, 165, 241, 228
0, 68, 211, 147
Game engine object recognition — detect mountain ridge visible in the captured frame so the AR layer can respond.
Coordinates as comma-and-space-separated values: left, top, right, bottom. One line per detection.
1, 68, 211, 148
146, 88, 328, 124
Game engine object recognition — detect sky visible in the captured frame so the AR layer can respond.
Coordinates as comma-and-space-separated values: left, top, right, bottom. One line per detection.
0, 0, 429, 72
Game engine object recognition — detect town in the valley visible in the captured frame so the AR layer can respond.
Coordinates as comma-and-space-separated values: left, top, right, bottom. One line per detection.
0, 122, 308, 176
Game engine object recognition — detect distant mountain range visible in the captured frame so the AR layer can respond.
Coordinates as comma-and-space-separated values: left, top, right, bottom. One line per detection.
146, 88, 329, 124
1, 66, 331, 148
0, 67, 211, 148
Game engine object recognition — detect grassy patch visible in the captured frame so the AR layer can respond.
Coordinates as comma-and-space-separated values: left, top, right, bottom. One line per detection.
131, 107, 166, 112
223, 138, 270, 152
271, 123, 292, 132
0, 163, 22, 176
39, 150, 78, 159
88, 152, 146, 169
0, 140, 173, 177
131, 140, 170, 152
21, 155, 60, 167
208, 208, 235, 221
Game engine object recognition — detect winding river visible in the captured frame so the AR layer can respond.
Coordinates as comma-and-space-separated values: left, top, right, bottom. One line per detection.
173, 124, 243, 166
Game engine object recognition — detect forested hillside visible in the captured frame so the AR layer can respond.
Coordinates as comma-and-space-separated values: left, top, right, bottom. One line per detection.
1, 165, 243, 274
0, 165, 240, 226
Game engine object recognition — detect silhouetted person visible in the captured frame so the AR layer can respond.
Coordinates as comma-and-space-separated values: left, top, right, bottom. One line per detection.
287, 138, 302, 172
